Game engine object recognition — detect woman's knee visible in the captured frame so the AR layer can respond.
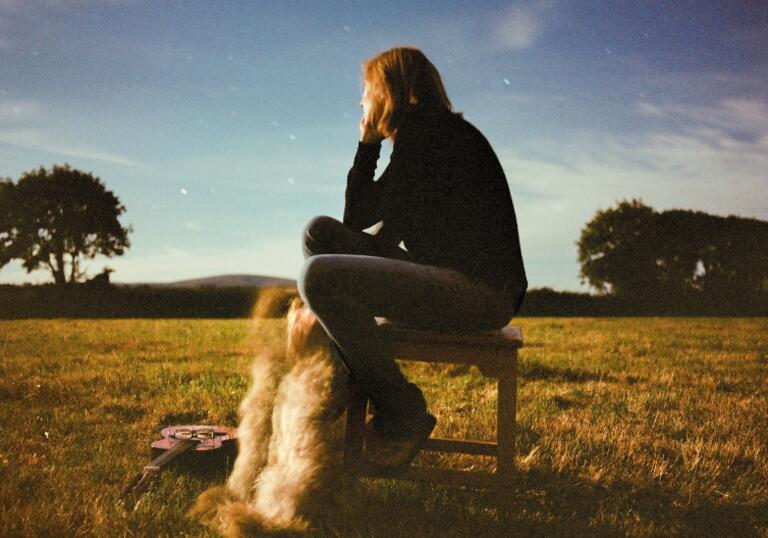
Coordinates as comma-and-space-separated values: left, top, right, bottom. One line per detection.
298, 254, 340, 309
302, 215, 342, 256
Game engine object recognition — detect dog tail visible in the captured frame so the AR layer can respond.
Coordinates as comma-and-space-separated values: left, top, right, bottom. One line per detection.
189, 486, 299, 537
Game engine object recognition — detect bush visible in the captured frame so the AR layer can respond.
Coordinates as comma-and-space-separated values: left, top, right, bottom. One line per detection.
1, 284, 764, 319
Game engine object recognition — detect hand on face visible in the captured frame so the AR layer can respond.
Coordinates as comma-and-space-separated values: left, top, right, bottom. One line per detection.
359, 83, 384, 144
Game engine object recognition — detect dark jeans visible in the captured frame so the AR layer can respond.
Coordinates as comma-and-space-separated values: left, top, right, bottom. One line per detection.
298, 216, 517, 421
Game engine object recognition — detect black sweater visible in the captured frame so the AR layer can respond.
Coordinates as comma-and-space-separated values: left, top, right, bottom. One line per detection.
343, 104, 528, 312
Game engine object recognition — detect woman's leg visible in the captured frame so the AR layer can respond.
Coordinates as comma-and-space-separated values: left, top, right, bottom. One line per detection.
303, 215, 414, 262
298, 216, 514, 435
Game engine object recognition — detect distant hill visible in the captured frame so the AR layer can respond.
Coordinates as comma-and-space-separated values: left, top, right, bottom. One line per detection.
135, 274, 297, 288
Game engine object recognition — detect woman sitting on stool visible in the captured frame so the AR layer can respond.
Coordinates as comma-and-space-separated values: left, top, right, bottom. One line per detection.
299, 46, 527, 473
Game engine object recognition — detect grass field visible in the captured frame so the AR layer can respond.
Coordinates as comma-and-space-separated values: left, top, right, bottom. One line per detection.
0, 318, 766, 537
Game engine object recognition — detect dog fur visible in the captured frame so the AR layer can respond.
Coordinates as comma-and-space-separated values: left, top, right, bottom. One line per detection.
190, 294, 353, 536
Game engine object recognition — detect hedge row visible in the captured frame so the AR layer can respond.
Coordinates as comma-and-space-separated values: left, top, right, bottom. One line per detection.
0, 284, 292, 319
1, 284, 766, 319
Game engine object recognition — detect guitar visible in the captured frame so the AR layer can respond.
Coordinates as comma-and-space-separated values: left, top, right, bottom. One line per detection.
121, 424, 237, 504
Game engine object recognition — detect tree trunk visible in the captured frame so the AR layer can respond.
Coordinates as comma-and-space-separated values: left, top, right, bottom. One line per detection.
46, 258, 63, 285
54, 251, 66, 284
70, 253, 78, 283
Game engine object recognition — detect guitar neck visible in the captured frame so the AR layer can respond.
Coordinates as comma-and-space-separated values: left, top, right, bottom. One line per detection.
144, 438, 197, 472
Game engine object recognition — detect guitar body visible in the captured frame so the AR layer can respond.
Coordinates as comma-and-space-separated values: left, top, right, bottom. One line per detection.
122, 424, 238, 503
150, 424, 238, 459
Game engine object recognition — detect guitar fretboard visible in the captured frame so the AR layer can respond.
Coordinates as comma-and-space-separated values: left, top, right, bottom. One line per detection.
145, 439, 198, 471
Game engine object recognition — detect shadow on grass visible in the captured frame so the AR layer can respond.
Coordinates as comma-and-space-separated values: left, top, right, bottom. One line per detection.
503, 470, 765, 538
327, 474, 615, 538
311, 468, 767, 538
520, 361, 618, 383
166, 459, 767, 537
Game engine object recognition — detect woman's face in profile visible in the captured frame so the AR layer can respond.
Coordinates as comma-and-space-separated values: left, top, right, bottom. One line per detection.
360, 82, 376, 122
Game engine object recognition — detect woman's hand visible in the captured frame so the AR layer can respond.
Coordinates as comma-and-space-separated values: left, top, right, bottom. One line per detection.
359, 113, 384, 144
359, 83, 384, 144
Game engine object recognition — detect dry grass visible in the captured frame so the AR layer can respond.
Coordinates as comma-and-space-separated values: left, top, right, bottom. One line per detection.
0, 318, 766, 537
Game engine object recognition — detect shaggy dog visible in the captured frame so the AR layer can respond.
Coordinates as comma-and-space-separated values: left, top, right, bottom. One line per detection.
190, 294, 354, 536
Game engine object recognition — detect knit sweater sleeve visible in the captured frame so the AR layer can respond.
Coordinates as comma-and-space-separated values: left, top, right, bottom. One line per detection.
342, 125, 428, 250
343, 141, 384, 230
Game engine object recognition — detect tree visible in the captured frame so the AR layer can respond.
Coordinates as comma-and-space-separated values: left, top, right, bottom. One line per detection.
577, 199, 659, 295
652, 209, 705, 294
690, 212, 768, 297
578, 199, 768, 300
0, 164, 132, 284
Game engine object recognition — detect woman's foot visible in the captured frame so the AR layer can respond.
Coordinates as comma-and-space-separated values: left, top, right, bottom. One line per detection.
362, 412, 437, 475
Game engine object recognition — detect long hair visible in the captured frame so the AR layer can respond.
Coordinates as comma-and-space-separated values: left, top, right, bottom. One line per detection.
363, 46, 458, 141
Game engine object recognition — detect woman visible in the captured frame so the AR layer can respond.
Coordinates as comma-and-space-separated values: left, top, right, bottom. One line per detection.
299, 46, 527, 472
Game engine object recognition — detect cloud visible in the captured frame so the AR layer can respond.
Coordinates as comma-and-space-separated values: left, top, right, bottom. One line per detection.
635, 102, 663, 117
0, 0, 134, 49
630, 129, 767, 212
637, 97, 768, 139
493, 1, 549, 50
0, 127, 140, 166
0, 0, 25, 11
501, 95, 768, 218
0, 100, 44, 121
0, 0, 130, 11
629, 97, 768, 215
0, 13, 9, 48
0, 99, 141, 167
503, 124, 767, 223
495, 96, 768, 289
412, 1, 552, 62
641, 67, 768, 105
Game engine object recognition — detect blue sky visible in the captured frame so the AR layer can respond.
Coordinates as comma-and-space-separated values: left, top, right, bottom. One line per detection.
1, 0, 766, 290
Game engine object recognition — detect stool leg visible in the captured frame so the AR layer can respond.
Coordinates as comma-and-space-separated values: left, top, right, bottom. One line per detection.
343, 383, 368, 467
497, 350, 517, 483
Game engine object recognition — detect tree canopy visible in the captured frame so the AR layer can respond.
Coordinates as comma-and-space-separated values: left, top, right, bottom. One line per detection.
0, 164, 131, 284
578, 199, 768, 300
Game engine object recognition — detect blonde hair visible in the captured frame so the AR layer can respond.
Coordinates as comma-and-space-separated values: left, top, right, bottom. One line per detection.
362, 46, 457, 140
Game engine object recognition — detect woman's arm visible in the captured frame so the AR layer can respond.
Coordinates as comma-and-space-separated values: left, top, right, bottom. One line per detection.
342, 109, 388, 230
343, 119, 424, 244
343, 141, 386, 230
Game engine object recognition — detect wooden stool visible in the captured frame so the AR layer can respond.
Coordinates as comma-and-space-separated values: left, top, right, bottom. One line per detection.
343, 320, 523, 488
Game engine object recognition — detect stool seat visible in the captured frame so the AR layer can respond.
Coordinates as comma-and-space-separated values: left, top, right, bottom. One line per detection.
376, 319, 522, 377
344, 320, 523, 489
377, 319, 524, 348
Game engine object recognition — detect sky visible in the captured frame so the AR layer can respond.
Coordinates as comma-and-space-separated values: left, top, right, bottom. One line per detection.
0, 0, 766, 290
